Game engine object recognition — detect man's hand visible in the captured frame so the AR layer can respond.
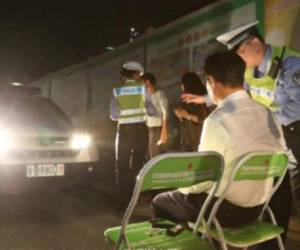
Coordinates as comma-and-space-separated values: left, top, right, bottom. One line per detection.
160, 126, 168, 144
181, 93, 206, 104
174, 107, 188, 121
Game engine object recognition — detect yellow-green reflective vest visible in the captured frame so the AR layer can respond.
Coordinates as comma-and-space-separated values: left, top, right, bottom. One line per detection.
245, 45, 299, 111
113, 79, 146, 124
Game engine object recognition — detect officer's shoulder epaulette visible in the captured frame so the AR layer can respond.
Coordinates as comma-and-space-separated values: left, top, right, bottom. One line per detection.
112, 81, 124, 89
292, 69, 300, 86
283, 56, 300, 71
126, 79, 143, 86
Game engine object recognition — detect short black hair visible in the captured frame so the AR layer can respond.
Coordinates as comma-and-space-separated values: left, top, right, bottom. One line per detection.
141, 72, 156, 85
181, 72, 207, 95
204, 51, 245, 87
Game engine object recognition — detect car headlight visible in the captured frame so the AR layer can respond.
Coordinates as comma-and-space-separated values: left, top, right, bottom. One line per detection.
0, 129, 15, 152
71, 134, 91, 150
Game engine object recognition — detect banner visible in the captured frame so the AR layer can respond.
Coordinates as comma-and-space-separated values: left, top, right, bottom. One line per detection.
265, 0, 300, 50
147, 0, 262, 87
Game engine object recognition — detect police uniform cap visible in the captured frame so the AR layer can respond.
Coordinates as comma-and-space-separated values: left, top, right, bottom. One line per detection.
122, 61, 144, 73
216, 20, 259, 50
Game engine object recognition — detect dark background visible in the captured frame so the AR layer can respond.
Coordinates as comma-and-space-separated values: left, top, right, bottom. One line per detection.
0, 0, 217, 85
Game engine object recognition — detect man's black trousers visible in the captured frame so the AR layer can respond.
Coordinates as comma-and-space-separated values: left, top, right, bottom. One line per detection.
115, 122, 148, 208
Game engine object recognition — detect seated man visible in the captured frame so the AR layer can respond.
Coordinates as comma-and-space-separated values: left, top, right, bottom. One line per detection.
151, 51, 285, 228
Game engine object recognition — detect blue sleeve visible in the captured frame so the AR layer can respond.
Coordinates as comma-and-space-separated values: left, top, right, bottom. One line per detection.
275, 56, 300, 124
276, 57, 300, 104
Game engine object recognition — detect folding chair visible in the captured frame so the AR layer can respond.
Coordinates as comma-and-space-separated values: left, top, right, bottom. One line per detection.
202, 151, 289, 250
104, 151, 224, 250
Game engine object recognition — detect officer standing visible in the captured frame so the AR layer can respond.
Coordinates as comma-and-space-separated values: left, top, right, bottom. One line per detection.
216, 21, 300, 250
110, 61, 148, 208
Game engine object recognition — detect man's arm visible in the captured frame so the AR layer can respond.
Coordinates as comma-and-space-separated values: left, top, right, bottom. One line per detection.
160, 119, 168, 144
174, 107, 200, 123
179, 118, 229, 194
275, 57, 300, 123
158, 91, 169, 144
181, 93, 214, 107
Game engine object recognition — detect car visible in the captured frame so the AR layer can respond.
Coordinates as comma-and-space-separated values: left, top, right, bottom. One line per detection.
0, 85, 99, 192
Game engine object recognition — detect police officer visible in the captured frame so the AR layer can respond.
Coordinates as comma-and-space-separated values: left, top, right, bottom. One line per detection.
216, 21, 300, 249
110, 61, 148, 209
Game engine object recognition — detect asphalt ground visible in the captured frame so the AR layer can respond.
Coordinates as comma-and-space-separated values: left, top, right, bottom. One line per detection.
0, 159, 299, 250
0, 188, 120, 250
0, 185, 299, 250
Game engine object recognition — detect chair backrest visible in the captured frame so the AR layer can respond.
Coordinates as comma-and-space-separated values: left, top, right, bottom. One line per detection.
207, 151, 289, 228
140, 151, 224, 192
116, 151, 224, 249
233, 152, 288, 181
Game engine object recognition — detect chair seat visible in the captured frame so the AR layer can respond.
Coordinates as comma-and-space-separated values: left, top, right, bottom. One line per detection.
195, 220, 283, 248
104, 221, 215, 250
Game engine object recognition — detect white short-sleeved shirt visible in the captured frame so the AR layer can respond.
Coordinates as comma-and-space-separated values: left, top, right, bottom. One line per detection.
146, 90, 169, 127
179, 90, 285, 207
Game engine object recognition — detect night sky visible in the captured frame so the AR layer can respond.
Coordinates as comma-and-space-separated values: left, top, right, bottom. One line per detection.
0, 0, 217, 84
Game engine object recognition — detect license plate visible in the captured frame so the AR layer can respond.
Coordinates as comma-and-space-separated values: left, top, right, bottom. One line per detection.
26, 164, 65, 177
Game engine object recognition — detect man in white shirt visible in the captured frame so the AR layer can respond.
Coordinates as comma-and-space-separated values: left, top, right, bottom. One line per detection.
151, 51, 284, 227
141, 73, 169, 158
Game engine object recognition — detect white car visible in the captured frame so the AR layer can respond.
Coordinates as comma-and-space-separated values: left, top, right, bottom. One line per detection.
0, 86, 98, 192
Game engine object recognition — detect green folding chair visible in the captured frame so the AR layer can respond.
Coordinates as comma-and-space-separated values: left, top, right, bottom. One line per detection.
104, 151, 224, 250
201, 151, 289, 250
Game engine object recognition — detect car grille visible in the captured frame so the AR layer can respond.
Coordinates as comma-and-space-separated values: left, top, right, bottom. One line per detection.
10, 150, 79, 159
32, 137, 70, 146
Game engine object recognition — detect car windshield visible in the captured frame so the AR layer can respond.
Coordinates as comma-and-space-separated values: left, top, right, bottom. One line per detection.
0, 96, 72, 130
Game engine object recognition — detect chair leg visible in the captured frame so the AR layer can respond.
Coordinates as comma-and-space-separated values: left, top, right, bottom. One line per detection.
226, 246, 246, 250
225, 246, 242, 250
213, 218, 228, 250
276, 235, 285, 250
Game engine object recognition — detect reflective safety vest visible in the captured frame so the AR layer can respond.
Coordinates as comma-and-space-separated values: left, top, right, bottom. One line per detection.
113, 79, 147, 124
245, 45, 299, 111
